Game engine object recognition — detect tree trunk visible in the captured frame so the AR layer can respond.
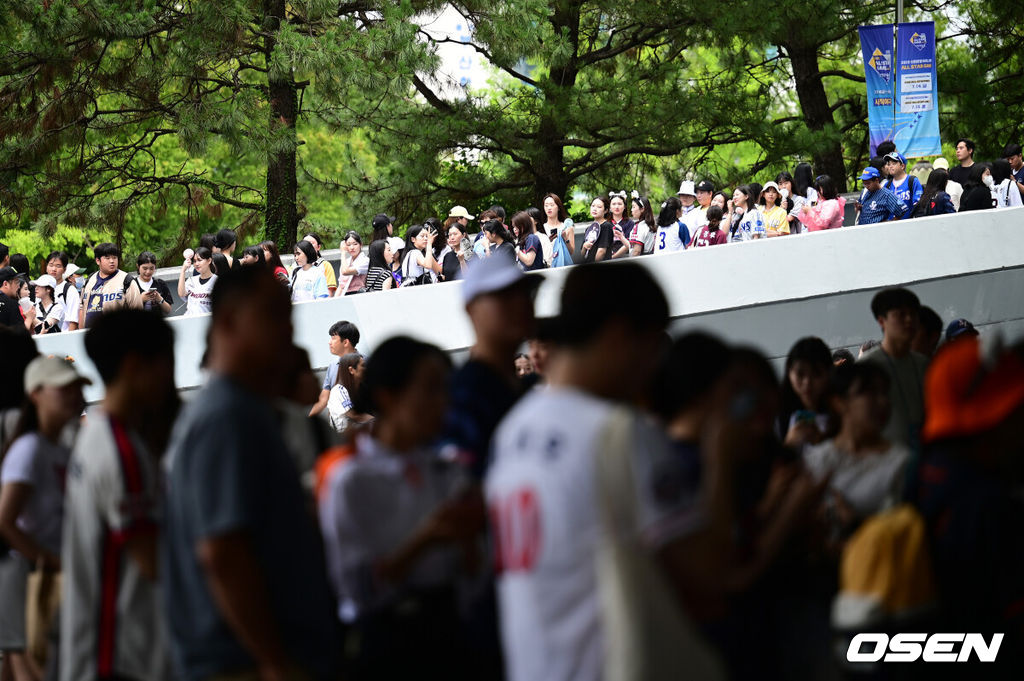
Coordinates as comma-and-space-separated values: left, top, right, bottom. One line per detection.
264, 0, 298, 250
787, 44, 848, 192
531, 1, 579, 207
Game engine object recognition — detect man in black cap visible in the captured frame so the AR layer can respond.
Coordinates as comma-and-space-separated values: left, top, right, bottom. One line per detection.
0, 267, 32, 331
1004, 143, 1024, 198
371, 213, 395, 242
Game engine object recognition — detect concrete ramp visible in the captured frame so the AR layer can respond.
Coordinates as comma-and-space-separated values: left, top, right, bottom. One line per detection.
33, 207, 1024, 401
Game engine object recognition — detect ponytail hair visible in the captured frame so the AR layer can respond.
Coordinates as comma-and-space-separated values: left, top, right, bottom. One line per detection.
657, 196, 682, 228
483, 219, 513, 244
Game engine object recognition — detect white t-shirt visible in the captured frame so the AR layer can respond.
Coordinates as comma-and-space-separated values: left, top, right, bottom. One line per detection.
35, 298, 65, 333
339, 253, 370, 295
61, 411, 173, 681
319, 433, 463, 622
803, 439, 909, 517
680, 204, 705, 240
1, 432, 71, 555
59, 283, 80, 332
996, 178, 1023, 208
290, 266, 328, 302
402, 250, 434, 282
326, 384, 353, 434
486, 387, 701, 681
183, 274, 216, 316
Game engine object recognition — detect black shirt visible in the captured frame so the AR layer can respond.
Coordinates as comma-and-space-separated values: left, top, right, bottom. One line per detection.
948, 164, 973, 187
442, 251, 462, 282
0, 292, 24, 329
960, 185, 995, 212
492, 241, 516, 263
581, 221, 613, 263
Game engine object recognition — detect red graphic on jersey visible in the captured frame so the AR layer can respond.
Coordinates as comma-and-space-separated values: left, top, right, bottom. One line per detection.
491, 488, 541, 574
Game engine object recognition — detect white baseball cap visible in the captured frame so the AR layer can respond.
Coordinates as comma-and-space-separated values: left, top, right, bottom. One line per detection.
24, 356, 91, 394
677, 180, 696, 197
29, 274, 58, 289
63, 264, 81, 281
386, 237, 405, 255
461, 255, 542, 304
448, 205, 475, 220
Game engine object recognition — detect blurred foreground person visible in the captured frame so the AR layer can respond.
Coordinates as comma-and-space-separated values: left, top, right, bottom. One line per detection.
318, 337, 482, 680
803, 362, 909, 545
487, 264, 724, 681
910, 336, 1024, 677
61, 310, 180, 681
652, 336, 832, 681
0, 357, 88, 681
859, 288, 928, 452
442, 256, 540, 479
163, 267, 337, 681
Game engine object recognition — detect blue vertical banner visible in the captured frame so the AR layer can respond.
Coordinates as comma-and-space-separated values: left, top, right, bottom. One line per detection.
858, 25, 895, 157
893, 22, 941, 156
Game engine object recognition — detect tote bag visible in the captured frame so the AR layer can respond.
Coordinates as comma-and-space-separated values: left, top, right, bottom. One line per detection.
26, 564, 61, 667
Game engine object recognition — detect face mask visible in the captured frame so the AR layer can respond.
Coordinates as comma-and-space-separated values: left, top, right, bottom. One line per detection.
74, 278, 84, 292
983, 175, 995, 188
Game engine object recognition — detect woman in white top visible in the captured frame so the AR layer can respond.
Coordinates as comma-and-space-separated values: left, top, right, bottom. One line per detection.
401, 224, 441, 286
177, 246, 218, 316
992, 159, 1024, 208
803, 362, 909, 542
30, 275, 64, 335
326, 353, 365, 433
290, 240, 329, 302
337, 231, 370, 296
0, 356, 88, 681
317, 337, 480, 674
628, 193, 657, 256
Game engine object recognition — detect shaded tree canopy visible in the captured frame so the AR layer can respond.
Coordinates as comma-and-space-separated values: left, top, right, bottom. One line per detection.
1, 0, 1020, 255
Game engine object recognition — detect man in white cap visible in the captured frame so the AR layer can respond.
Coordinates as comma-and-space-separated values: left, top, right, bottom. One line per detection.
29, 274, 64, 334
676, 180, 700, 246
449, 205, 475, 223
932, 157, 963, 211
441, 256, 542, 479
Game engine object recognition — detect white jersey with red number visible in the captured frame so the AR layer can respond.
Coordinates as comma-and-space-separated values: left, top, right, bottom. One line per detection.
61, 409, 173, 681
486, 387, 699, 681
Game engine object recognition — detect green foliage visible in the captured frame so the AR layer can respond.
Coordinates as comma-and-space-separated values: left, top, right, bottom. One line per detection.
0, 0, 1020, 269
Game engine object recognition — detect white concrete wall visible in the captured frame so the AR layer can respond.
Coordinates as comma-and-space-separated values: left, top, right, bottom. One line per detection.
33, 207, 1024, 401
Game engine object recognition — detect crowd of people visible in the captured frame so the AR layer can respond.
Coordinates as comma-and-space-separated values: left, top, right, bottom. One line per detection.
1, 138, 1020, 335
0, 249, 1021, 681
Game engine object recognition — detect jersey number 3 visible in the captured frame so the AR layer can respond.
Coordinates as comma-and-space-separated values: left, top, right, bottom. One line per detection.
491, 488, 541, 574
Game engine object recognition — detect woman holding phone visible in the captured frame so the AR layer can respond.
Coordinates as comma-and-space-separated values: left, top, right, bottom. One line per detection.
125, 251, 173, 314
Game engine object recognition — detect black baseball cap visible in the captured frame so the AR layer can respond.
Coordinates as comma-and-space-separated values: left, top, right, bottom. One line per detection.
0, 266, 18, 284
371, 213, 395, 232
695, 180, 715, 193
